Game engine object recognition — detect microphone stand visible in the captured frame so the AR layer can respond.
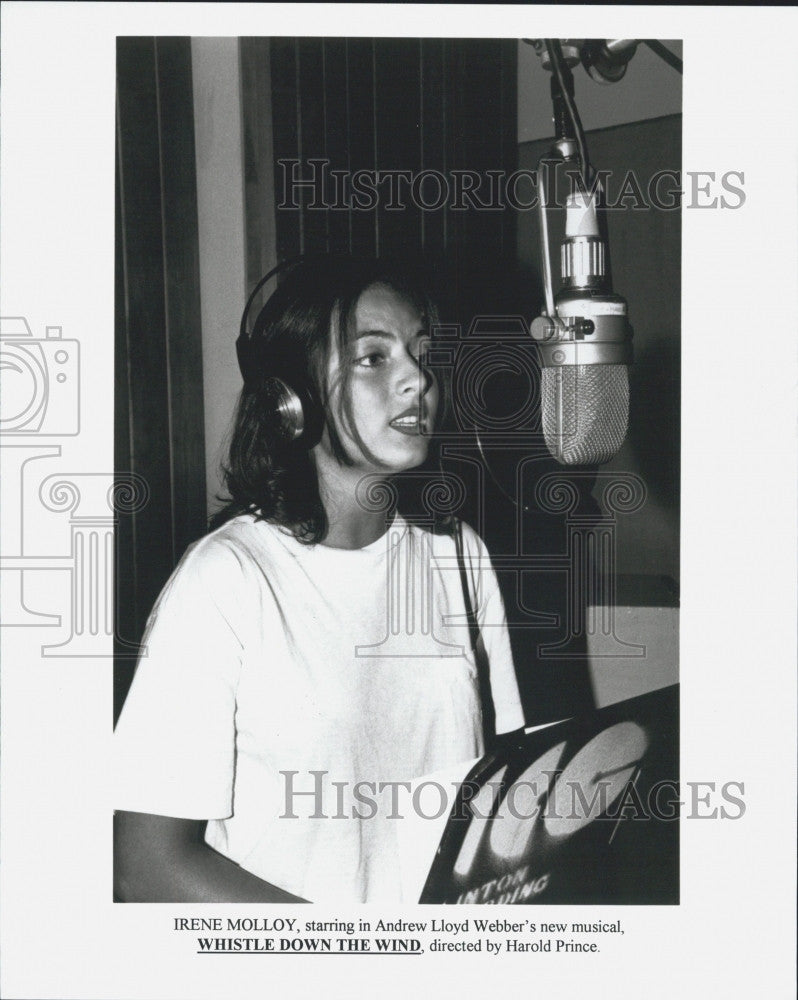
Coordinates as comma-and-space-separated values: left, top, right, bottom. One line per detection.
530, 41, 632, 468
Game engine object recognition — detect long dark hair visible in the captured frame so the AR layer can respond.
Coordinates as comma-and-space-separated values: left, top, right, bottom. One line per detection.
210, 255, 448, 542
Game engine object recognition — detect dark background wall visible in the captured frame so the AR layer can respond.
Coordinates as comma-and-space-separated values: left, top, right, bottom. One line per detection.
512, 114, 681, 717
518, 115, 681, 594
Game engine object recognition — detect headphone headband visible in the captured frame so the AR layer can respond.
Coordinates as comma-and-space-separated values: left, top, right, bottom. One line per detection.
236, 257, 305, 385
236, 255, 326, 447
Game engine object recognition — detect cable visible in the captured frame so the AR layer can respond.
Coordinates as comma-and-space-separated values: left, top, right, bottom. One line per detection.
544, 39, 591, 187
474, 426, 520, 509
643, 40, 683, 75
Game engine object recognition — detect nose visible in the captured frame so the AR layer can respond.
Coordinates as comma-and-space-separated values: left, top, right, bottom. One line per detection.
396, 345, 434, 399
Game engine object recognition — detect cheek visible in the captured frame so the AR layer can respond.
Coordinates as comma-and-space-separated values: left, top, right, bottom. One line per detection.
427, 381, 440, 424
339, 377, 386, 441
349, 377, 384, 415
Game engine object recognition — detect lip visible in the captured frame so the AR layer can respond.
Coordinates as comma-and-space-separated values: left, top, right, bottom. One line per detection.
389, 405, 428, 436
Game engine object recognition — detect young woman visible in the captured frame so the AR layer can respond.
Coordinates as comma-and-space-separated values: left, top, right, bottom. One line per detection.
114, 256, 524, 904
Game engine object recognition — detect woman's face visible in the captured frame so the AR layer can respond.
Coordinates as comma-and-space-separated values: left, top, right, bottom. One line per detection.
322, 282, 439, 474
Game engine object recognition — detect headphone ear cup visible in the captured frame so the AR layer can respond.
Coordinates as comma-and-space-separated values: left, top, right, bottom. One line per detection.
262, 376, 324, 449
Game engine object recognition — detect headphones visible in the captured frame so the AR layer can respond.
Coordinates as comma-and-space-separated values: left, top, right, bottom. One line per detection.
235, 259, 325, 448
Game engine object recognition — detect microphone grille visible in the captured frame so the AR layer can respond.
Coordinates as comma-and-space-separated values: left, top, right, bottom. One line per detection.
541, 364, 629, 465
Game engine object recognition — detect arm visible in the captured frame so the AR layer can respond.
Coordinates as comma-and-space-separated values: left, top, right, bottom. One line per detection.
114, 811, 309, 903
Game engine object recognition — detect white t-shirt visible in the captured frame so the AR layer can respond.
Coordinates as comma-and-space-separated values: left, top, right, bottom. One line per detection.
114, 513, 524, 903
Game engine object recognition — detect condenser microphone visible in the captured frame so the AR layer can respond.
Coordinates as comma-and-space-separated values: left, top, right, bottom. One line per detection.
531, 189, 632, 465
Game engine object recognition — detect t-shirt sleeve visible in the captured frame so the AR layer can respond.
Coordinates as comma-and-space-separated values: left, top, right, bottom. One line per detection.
459, 522, 526, 735
114, 538, 251, 820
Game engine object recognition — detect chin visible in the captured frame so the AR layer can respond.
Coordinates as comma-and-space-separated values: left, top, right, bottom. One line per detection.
358, 446, 428, 475
345, 434, 433, 475
390, 444, 431, 472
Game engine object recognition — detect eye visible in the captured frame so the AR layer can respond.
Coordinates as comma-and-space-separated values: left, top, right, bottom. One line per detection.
354, 350, 387, 369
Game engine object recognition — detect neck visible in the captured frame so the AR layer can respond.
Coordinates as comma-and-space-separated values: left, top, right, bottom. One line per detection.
315, 457, 394, 550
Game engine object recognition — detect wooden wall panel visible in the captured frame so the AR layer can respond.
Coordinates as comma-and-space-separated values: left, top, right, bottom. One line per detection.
373, 38, 423, 259
296, 39, 329, 256
321, 38, 350, 254
343, 39, 379, 258
115, 37, 206, 721
256, 37, 517, 274
418, 39, 447, 260
240, 38, 278, 295
156, 39, 207, 562
269, 40, 302, 263
116, 38, 174, 657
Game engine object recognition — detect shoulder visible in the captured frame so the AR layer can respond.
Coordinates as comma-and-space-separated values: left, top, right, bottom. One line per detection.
142, 516, 285, 645
157, 515, 283, 608
178, 517, 258, 578
405, 517, 491, 562
457, 519, 490, 557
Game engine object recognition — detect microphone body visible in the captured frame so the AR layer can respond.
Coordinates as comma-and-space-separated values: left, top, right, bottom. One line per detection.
532, 191, 632, 465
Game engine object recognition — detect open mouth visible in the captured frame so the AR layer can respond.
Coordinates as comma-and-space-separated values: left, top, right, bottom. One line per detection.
390, 411, 427, 435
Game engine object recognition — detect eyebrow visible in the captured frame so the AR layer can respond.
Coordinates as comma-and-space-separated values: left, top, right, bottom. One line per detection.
352, 328, 427, 342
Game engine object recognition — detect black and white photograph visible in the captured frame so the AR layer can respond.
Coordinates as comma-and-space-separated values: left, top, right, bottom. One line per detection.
112, 32, 683, 907
1, 4, 796, 999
